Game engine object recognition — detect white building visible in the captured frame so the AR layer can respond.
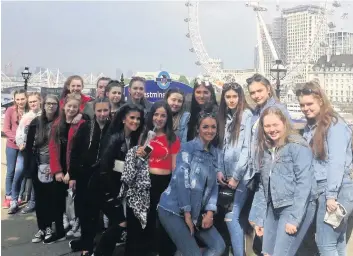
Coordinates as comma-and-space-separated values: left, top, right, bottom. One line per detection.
282, 5, 328, 84
308, 54, 353, 103
327, 31, 353, 55
221, 68, 257, 85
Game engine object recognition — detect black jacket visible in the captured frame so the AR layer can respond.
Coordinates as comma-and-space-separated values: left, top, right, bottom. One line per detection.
69, 119, 110, 180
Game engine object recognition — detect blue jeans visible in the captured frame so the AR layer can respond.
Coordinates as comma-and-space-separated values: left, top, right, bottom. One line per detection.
10, 150, 24, 202
158, 207, 226, 256
316, 181, 353, 256
5, 147, 19, 197
225, 181, 248, 256
263, 200, 316, 256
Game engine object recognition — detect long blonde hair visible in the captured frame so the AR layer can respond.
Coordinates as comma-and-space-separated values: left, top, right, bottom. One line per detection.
297, 81, 338, 160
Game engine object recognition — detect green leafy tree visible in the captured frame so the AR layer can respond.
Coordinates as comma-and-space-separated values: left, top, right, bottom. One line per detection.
178, 75, 189, 85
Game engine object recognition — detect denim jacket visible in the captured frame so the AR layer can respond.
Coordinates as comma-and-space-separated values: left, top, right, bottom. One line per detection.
303, 118, 353, 200
175, 112, 190, 144
249, 135, 316, 227
218, 109, 253, 181
158, 137, 219, 224
250, 97, 292, 179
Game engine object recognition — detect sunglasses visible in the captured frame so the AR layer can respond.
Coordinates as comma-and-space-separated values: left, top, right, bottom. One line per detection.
295, 88, 320, 97
199, 111, 217, 119
223, 83, 241, 91
196, 78, 211, 87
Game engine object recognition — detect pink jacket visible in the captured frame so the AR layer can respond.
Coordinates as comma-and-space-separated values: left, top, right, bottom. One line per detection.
3, 106, 20, 149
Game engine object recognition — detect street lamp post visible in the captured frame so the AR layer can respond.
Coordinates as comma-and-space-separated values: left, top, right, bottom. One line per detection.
21, 67, 32, 91
270, 60, 287, 99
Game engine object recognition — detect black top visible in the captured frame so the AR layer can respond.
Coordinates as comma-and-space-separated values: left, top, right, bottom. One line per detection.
59, 123, 70, 174
23, 117, 52, 178
70, 119, 110, 180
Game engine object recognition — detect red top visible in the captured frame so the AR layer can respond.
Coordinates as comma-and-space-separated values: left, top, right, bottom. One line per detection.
3, 106, 21, 149
59, 93, 92, 112
149, 134, 180, 170
49, 119, 85, 175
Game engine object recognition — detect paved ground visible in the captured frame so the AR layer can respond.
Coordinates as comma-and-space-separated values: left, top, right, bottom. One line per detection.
1, 137, 353, 256
1, 138, 80, 256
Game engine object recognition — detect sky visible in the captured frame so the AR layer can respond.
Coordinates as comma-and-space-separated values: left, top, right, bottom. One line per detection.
1, 0, 352, 78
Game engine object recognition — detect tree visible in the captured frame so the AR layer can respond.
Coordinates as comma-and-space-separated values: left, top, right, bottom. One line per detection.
178, 75, 189, 85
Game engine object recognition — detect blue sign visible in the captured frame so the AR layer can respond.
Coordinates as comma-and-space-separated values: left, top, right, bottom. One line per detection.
156, 71, 172, 90
125, 80, 193, 103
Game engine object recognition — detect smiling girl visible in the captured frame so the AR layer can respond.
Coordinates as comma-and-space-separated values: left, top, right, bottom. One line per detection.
165, 88, 190, 143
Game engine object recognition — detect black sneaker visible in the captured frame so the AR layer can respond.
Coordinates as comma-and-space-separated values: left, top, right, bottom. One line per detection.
43, 233, 66, 244
69, 239, 83, 252
115, 228, 127, 246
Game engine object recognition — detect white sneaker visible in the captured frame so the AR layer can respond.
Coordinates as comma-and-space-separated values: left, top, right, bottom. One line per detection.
66, 218, 80, 237
63, 214, 70, 230
32, 230, 44, 243
44, 227, 53, 240
103, 214, 109, 229
73, 227, 81, 238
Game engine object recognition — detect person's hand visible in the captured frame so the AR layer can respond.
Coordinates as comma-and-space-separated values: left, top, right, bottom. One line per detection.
136, 146, 147, 158
202, 212, 214, 229
55, 172, 64, 182
255, 226, 264, 237
285, 223, 298, 235
228, 178, 239, 190
184, 212, 194, 236
326, 199, 338, 213
217, 172, 227, 186
69, 180, 76, 190
18, 144, 25, 151
63, 173, 70, 184
71, 113, 82, 124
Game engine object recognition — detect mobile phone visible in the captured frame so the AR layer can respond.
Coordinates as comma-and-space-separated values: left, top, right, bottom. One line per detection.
143, 145, 153, 156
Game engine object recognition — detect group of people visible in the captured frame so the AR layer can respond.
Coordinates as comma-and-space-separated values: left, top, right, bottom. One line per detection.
2, 72, 353, 256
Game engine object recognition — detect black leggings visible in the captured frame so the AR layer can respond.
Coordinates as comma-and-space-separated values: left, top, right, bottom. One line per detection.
124, 173, 176, 256
79, 170, 125, 255
32, 176, 54, 231
52, 180, 68, 235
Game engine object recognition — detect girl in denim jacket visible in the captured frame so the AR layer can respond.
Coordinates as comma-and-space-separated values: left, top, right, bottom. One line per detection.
158, 111, 225, 256
250, 107, 317, 256
298, 81, 353, 256
216, 82, 253, 256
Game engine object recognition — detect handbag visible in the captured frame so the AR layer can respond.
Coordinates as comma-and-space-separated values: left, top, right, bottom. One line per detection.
217, 186, 236, 212
38, 164, 53, 183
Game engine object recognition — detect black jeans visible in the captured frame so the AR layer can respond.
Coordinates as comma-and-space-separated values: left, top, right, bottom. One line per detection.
82, 170, 126, 255
52, 180, 68, 235
124, 173, 175, 256
32, 176, 54, 231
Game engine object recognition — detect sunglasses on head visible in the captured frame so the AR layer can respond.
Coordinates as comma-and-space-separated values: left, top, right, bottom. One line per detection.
196, 78, 211, 87
223, 83, 240, 91
199, 111, 217, 119
295, 88, 320, 97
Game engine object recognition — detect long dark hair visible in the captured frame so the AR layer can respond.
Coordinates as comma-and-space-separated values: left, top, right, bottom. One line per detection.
105, 80, 126, 106
197, 109, 219, 148
55, 93, 81, 144
60, 75, 84, 99
187, 80, 217, 141
106, 103, 145, 147
218, 83, 249, 147
141, 100, 176, 146
36, 95, 60, 147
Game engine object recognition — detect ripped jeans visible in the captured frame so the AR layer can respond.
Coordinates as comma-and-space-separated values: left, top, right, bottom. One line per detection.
225, 181, 248, 256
